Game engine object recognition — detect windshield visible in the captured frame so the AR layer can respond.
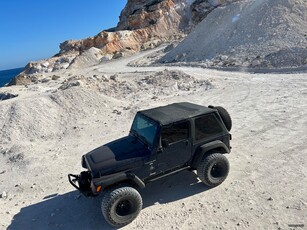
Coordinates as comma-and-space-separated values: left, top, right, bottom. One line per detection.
131, 114, 158, 147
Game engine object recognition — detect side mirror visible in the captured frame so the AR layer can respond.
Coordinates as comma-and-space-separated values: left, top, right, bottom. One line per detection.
162, 139, 169, 148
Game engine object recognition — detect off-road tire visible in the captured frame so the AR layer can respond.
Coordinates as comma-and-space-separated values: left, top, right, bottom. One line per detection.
101, 186, 142, 228
215, 106, 232, 131
197, 153, 229, 187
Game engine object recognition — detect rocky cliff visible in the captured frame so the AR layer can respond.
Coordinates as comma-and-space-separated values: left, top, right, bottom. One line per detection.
18, 0, 190, 77
60, 0, 188, 55
11, 0, 237, 83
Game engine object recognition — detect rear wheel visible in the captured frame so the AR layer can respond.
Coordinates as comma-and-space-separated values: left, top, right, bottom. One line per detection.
101, 186, 142, 228
197, 153, 229, 187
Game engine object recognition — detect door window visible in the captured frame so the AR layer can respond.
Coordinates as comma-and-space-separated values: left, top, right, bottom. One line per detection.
161, 121, 189, 144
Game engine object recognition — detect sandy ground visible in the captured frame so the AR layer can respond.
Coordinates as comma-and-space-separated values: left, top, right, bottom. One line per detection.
0, 47, 306, 230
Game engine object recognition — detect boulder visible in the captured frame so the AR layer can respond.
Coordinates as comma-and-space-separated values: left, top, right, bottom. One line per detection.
7, 74, 32, 86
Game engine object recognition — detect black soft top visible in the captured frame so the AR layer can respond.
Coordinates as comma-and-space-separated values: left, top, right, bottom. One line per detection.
139, 102, 214, 125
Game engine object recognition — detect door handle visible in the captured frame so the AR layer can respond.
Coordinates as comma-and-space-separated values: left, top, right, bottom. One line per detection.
145, 160, 156, 165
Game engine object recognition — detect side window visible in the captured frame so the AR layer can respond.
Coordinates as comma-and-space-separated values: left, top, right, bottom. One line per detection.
162, 121, 189, 144
195, 114, 223, 140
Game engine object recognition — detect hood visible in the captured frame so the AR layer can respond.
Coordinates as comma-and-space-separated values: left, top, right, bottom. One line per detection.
84, 135, 149, 178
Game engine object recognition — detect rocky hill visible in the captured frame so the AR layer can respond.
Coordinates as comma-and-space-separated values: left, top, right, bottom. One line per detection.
11, 0, 236, 84
17, 0, 190, 77
161, 0, 307, 69
14, 0, 306, 83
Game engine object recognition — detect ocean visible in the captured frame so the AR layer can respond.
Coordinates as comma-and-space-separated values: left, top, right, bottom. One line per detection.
0, 67, 24, 87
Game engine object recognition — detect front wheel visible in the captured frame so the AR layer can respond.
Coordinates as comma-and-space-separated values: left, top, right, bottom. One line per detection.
197, 153, 229, 187
101, 186, 142, 228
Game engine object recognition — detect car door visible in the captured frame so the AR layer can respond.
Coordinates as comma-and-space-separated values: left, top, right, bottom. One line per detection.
156, 120, 192, 172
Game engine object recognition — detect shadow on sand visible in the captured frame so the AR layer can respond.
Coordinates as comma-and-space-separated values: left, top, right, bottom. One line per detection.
8, 171, 211, 230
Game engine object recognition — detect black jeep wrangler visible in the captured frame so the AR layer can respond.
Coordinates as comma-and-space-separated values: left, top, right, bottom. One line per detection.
69, 102, 232, 227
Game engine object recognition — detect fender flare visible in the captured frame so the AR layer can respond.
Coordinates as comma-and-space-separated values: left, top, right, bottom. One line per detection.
191, 140, 230, 169
94, 172, 145, 189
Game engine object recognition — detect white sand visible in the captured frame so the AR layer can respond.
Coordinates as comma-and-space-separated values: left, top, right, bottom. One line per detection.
0, 46, 306, 229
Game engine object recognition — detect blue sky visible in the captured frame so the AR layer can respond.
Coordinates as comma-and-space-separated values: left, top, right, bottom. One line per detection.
0, 0, 127, 70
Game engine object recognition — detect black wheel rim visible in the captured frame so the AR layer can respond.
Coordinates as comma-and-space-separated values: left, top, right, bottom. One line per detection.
116, 200, 133, 216
210, 162, 226, 179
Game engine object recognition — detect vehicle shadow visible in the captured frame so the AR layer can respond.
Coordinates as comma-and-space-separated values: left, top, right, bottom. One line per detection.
8, 191, 113, 230
8, 171, 210, 230
141, 170, 211, 208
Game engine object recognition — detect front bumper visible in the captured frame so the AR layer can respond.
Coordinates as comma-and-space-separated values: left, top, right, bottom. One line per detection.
68, 173, 95, 197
